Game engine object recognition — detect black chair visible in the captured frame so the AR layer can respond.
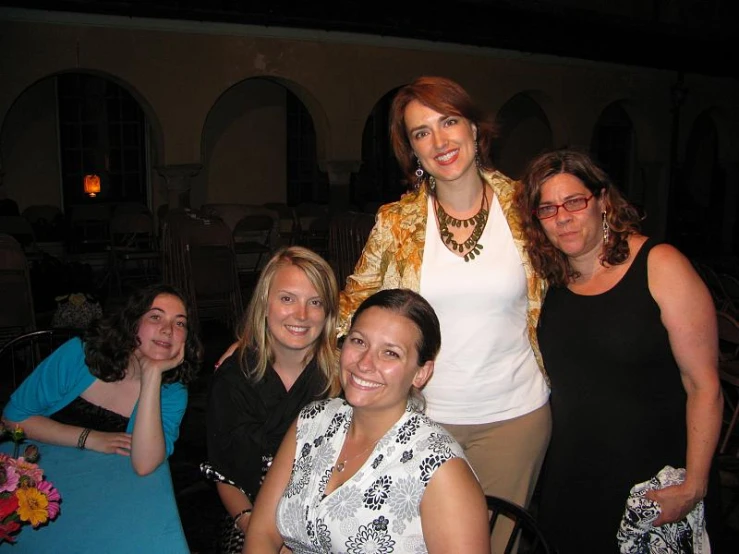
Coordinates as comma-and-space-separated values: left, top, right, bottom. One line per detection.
109, 212, 160, 294
0, 234, 36, 347
327, 211, 376, 286
0, 329, 82, 408
232, 214, 274, 274
486, 495, 555, 554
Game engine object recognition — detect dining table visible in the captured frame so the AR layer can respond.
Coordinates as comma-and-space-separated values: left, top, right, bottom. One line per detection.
0, 441, 189, 553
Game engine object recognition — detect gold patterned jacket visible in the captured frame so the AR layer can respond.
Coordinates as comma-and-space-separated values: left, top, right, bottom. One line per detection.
338, 170, 549, 378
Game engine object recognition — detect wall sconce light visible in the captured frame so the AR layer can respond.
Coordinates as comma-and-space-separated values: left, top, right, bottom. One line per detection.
83, 174, 101, 197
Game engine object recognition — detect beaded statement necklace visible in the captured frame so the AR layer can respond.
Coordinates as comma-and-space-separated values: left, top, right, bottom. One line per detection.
434, 186, 489, 262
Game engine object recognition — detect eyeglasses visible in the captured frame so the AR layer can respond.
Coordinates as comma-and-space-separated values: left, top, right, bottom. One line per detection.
534, 194, 595, 220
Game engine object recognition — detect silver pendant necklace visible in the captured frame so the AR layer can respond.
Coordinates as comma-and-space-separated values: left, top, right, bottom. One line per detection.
331, 436, 380, 473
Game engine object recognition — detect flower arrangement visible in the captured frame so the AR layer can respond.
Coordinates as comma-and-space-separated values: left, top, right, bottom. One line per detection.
0, 423, 61, 543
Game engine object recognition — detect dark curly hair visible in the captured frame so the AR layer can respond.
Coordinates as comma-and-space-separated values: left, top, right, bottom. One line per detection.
389, 76, 497, 191
83, 284, 202, 385
517, 148, 643, 287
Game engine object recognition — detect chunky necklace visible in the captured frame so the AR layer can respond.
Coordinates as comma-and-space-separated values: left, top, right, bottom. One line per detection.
331, 436, 380, 473
434, 186, 489, 262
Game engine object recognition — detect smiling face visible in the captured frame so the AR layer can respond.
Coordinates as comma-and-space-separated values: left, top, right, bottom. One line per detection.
266, 263, 327, 363
135, 293, 188, 361
404, 99, 478, 188
537, 173, 605, 261
340, 306, 433, 416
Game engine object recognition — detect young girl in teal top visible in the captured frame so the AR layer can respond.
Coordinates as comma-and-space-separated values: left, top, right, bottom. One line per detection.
3, 284, 202, 475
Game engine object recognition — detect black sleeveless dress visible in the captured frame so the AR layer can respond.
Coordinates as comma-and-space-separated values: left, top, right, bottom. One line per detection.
536, 239, 717, 553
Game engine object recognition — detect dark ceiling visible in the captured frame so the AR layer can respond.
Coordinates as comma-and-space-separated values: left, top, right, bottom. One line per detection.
1, 0, 737, 78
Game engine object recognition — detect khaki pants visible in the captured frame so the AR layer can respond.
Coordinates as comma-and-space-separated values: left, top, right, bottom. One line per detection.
442, 402, 552, 554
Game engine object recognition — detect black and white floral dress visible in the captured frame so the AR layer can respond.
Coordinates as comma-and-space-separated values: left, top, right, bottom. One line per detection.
276, 398, 467, 554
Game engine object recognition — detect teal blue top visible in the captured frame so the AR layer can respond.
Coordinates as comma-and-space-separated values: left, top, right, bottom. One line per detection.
3, 337, 187, 458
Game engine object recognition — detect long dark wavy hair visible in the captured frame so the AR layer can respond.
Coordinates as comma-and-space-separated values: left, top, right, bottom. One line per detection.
517, 148, 643, 287
83, 284, 202, 385
389, 76, 497, 191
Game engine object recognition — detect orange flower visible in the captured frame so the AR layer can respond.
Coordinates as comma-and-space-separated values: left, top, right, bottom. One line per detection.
15, 487, 49, 527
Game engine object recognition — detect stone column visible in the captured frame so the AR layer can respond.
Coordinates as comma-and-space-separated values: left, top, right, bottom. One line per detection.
319, 160, 361, 213
156, 164, 202, 209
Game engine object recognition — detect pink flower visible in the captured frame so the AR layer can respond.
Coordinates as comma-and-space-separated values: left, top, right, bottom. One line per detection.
0, 464, 19, 494
9, 458, 43, 485
37, 480, 61, 520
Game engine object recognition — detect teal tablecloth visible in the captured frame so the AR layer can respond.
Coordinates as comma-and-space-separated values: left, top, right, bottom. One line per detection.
0, 441, 188, 553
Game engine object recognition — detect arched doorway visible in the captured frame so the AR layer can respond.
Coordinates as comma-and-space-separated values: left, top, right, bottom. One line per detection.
493, 93, 553, 180
0, 72, 156, 214
355, 87, 404, 211
196, 77, 327, 208
591, 102, 637, 198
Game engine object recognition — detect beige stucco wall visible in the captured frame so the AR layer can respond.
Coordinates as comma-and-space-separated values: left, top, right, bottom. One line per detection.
1, 9, 738, 242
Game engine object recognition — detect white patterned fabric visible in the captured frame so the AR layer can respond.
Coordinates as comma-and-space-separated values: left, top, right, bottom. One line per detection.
276, 398, 467, 553
617, 466, 710, 554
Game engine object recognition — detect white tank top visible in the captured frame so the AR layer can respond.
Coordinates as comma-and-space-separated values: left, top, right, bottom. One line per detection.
420, 193, 549, 424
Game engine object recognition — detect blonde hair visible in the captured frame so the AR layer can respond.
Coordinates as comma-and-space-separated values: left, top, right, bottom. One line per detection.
237, 246, 340, 396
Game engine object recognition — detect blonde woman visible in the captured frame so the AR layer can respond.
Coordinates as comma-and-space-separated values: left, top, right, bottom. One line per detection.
203, 246, 340, 553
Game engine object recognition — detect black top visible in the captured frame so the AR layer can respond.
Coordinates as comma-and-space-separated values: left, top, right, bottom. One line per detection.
51, 396, 129, 433
205, 349, 327, 501
536, 239, 689, 553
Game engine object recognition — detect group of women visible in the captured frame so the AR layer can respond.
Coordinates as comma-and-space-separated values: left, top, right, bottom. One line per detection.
2, 75, 724, 554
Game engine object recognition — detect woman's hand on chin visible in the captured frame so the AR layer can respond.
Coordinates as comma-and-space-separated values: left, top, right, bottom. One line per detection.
134, 346, 185, 378
85, 430, 133, 456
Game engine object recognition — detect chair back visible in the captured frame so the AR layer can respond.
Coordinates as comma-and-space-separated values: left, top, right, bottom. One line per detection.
717, 310, 739, 359
109, 212, 159, 294
486, 495, 554, 554
113, 202, 150, 216
201, 203, 273, 232
0, 235, 36, 345
160, 210, 242, 329
110, 212, 156, 243
717, 311, 739, 454
328, 211, 376, 287
694, 261, 733, 312
233, 214, 274, 236
0, 216, 37, 250
232, 214, 274, 275
22, 204, 63, 224
719, 273, 739, 305
263, 202, 298, 245
22, 204, 64, 241
0, 329, 81, 408
68, 204, 112, 253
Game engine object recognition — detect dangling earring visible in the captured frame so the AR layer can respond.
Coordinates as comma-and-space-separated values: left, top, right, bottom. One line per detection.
428, 175, 436, 191
415, 158, 424, 190
474, 139, 482, 169
602, 211, 610, 244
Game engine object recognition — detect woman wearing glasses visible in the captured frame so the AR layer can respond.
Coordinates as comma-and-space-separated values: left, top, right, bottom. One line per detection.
518, 149, 723, 553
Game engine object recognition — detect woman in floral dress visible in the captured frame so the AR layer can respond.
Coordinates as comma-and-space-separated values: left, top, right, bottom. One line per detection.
245, 289, 490, 554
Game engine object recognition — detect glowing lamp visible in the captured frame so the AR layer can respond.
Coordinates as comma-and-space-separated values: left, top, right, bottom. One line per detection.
84, 174, 101, 197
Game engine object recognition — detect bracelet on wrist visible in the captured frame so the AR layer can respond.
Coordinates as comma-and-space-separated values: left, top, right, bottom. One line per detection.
233, 507, 252, 530
77, 428, 92, 449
